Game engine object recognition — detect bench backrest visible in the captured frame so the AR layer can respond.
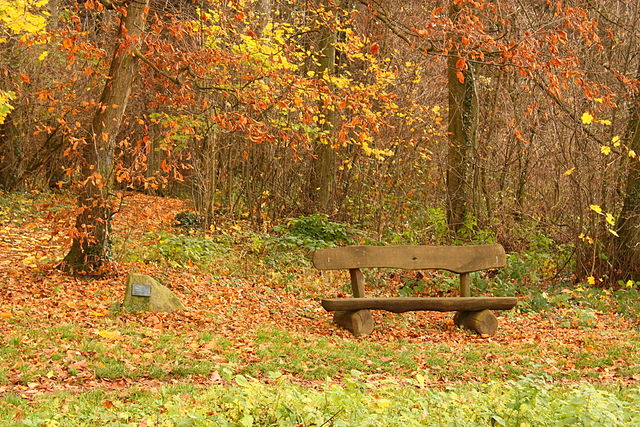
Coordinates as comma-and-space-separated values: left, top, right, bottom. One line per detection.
313, 244, 505, 274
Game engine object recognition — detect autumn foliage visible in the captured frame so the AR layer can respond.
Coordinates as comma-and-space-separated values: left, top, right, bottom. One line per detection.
0, 0, 639, 278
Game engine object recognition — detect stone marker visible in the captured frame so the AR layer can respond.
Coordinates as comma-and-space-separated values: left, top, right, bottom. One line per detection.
123, 273, 185, 312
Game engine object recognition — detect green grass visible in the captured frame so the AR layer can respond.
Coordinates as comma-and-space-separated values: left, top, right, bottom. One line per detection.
0, 376, 638, 426
2, 320, 640, 387
244, 329, 417, 379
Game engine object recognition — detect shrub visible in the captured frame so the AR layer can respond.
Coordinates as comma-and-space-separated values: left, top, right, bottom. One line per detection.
272, 214, 353, 251
144, 231, 226, 267
174, 211, 204, 232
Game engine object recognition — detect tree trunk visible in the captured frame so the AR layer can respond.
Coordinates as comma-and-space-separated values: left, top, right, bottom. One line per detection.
309, 1, 336, 214
446, 3, 478, 233
0, 112, 22, 190
615, 83, 640, 280
63, 0, 149, 271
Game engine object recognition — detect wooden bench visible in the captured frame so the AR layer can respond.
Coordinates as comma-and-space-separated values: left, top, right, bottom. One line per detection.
313, 244, 517, 336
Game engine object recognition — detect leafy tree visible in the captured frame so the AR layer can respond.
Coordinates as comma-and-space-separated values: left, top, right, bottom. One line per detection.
63, 0, 150, 270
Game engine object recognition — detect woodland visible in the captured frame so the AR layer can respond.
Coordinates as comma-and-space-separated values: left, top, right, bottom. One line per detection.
1, 0, 640, 425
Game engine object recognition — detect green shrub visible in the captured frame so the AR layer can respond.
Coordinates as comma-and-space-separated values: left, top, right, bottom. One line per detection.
144, 231, 226, 267
174, 211, 204, 232
614, 287, 640, 321
272, 214, 353, 251
398, 277, 428, 296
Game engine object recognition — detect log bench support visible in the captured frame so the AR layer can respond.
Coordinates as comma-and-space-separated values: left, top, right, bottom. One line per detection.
453, 310, 498, 336
333, 310, 374, 336
332, 268, 374, 336
314, 244, 516, 336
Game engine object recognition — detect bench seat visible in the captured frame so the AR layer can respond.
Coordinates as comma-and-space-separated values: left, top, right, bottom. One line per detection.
321, 297, 518, 313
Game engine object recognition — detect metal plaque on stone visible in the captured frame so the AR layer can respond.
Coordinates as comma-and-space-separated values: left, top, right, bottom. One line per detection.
131, 284, 152, 297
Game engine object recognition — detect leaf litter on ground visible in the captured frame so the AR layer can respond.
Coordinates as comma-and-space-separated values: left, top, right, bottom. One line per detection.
0, 192, 638, 400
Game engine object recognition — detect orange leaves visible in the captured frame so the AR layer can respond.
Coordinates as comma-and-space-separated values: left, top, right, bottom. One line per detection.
370, 43, 380, 55
414, 28, 428, 38
514, 129, 530, 145
455, 57, 467, 84
61, 37, 73, 49
159, 159, 171, 173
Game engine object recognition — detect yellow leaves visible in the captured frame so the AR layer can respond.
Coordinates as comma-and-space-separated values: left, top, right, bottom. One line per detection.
338, 159, 352, 171
22, 255, 37, 265
587, 276, 595, 285
373, 398, 392, 410
0, 90, 15, 125
563, 167, 575, 176
89, 310, 107, 317
603, 136, 638, 159
96, 330, 123, 340
605, 213, 615, 226
581, 112, 593, 124
590, 205, 618, 236
331, 75, 353, 90
353, 132, 394, 160
37, 50, 47, 61
0, 0, 49, 40
581, 112, 610, 126
234, 23, 298, 72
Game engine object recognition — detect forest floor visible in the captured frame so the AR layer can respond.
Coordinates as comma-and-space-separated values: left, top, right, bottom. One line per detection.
0, 192, 639, 425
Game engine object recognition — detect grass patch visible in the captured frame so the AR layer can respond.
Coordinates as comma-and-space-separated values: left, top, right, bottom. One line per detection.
246, 329, 417, 379
1, 376, 639, 426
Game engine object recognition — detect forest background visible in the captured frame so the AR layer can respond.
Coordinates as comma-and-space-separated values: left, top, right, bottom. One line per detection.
1, 0, 639, 280
1, 0, 640, 424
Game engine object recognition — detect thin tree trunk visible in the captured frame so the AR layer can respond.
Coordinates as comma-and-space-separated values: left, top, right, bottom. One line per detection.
445, 2, 478, 233
615, 75, 640, 280
63, 0, 150, 271
309, 1, 336, 214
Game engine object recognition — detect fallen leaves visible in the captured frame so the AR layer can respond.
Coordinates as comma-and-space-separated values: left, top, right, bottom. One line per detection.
96, 330, 123, 340
0, 191, 638, 399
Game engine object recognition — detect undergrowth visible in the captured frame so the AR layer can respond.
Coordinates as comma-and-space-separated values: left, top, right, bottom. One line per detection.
118, 210, 640, 322
2, 375, 638, 426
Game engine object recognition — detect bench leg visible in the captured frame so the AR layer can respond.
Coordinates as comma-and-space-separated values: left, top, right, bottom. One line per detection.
454, 309, 498, 336
333, 310, 374, 336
